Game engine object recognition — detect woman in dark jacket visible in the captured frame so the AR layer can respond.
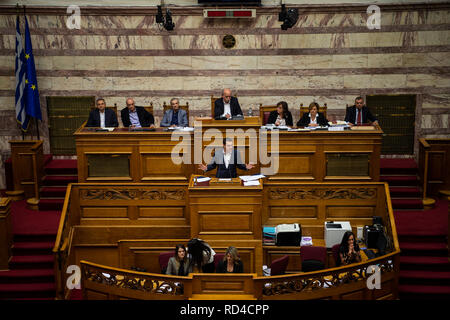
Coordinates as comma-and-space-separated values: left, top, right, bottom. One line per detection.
216, 246, 243, 273
267, 101, 293, 127
296, 102, 329, 127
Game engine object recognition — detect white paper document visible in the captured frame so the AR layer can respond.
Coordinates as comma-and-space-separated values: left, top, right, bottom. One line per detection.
239, 174, 265, 182
196, 177, 211, 183
244, 180, 260, 186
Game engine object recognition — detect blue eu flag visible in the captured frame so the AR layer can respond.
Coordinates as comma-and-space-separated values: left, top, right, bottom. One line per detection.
23, 16, 42, 122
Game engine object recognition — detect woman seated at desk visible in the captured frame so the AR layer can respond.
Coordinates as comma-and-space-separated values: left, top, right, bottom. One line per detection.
216, 246, 243, 273
339, 231, 362, 266
296, 102, 329, 127
267, 101, 293, 127
166, 244, 192, 276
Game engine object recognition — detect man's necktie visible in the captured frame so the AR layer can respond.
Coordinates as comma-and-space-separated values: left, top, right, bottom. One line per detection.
357, 109, 362, 125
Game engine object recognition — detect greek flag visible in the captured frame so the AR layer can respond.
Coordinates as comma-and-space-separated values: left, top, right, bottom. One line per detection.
15, 16, 27, 131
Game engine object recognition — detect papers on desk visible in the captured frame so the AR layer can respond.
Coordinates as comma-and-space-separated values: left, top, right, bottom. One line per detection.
243, 180, 260, 187
328, 126, 344, 131
288, 127, 310, 132
328, 121, 347, 126
196, 177, 211, 183
167, 126, 194, 131
239, 174, 265, 182
260, 125, 288, 130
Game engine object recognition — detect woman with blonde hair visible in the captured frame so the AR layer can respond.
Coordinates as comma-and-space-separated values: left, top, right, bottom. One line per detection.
216, 246, 244, 273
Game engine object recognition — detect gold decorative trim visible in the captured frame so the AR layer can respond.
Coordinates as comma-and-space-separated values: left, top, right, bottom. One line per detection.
80, 188, 186, 200
269, 187, 377, 200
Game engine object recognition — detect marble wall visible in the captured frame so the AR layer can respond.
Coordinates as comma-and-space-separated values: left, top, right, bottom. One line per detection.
0, 3, 449, 188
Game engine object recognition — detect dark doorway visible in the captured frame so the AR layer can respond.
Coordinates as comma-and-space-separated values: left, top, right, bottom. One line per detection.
366, 95, 416, 155
46, 96, 95, 155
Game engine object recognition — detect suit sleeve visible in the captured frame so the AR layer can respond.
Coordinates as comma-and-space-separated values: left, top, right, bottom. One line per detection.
235, 149, 247, 171
233, 98, 243, 116
165, 257, 174, 275
297, 113, 309, 127
214, 100, 222, 120
206, 151, 218, 172
319, 112, 329, 126
344, 107, 353, 123
160, 110, 170, 127
286, 111, 293, 126
180, 110, 188, 127
111, 110, 119, 127
121, 109, 130, 127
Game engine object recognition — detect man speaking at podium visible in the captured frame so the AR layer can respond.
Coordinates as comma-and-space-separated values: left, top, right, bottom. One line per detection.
214, 88, 243, 120
198, 138, 254, 178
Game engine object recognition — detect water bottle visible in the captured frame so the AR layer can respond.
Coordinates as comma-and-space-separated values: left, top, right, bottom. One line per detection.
248, 107, 253, 117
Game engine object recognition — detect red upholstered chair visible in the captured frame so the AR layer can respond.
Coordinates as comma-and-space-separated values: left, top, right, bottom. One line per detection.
159, 251, 174, 274
270, 255, 289, 276
332, 244, 341, 267
214, 253, 225, 270
300, 246, 327, 272
259, 104, 277, 125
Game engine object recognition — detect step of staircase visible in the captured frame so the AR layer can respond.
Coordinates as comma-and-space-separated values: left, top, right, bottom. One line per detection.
9, 255, 54, 270
380, 158, 418, 175
0, 269, 55, 284
399, 284, 450, 300
41, 175, 78, 187
44, 159, 78, 175
0, 282, 56, 299
391, 198, 424, 210
400, 256, 450, 271
12, 241, 55, 256
40, 186, 68, 198
399, 241, 448, 254
389, 186, 422, 198
380, 175, 419, 186
399, 270, 450, 286
38, 198, 64, 211
13, 233, 56, 243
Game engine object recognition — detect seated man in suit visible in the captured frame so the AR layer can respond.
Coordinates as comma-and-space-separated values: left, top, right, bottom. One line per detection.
120, 98, 155, 128
198, 138, 254, 178
345, 96, 379, 126
86, 98, 119, 127
214, 88, 243, 120
160, 98, 189, 127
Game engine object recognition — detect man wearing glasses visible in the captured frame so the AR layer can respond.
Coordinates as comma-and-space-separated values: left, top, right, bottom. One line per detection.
214, 88, 243, 120
120, 98, 154, 128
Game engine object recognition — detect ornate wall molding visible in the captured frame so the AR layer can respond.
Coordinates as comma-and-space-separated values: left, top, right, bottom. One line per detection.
80, 188, 186, 201
269, 187, 377, 200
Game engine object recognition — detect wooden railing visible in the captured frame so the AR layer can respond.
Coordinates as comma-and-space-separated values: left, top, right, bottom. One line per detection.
0, 198, 12, 269
80, 250, 399, 300
419, 138, 450, 199
6, 140, 44, 205
52, 184, 75, 300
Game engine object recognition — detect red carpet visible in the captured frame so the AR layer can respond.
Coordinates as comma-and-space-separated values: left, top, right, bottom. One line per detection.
0, 157, 76, 300
382, 158, 449, 299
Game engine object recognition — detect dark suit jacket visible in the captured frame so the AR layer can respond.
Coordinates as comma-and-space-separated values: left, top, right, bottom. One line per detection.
267, 110, 293, 126
214, 97, 243, 120
216, 260, 243, 273
86, 108, 118, 127
344, 105, 378, 125
121, 106, 154, 127
296, 112, 329, 127
206, 147, 247, 178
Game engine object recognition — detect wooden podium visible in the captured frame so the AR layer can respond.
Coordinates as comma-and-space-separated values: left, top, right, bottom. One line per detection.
188, 175, 263, 240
